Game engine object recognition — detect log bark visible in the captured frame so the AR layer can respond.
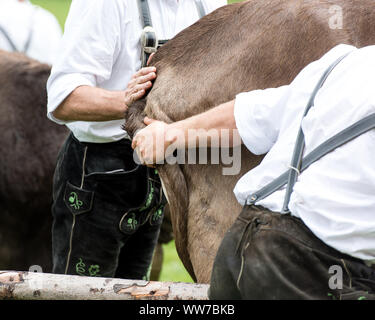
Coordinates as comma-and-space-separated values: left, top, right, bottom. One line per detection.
0, 271, 209, 300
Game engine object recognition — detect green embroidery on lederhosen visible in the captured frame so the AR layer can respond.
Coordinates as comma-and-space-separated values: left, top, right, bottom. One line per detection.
140, 183, 155, 212
127, 217, 138, 230
69, 192, 83, 210
75, 258, 86, 276
151, 207, 163, 223
88, 264, 100, 277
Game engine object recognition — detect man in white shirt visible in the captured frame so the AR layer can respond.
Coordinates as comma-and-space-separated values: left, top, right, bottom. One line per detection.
132, 44, 375, 299
47, 0, 226, 280
0, 0, 62, 65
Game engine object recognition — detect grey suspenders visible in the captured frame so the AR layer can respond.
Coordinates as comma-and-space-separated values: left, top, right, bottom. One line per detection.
0, 25, 18, 52
138, 0, 207, 67
194, 0, 207, 19
247, 52, 375, 212
0, 7, 35, 54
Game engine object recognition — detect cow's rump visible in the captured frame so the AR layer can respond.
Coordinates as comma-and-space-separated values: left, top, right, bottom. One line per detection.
125, 0, 375, 283
0, 51, 68, 271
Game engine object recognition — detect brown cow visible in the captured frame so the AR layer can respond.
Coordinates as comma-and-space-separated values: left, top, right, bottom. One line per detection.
125, 0, 375, 283
0, 51, 68, 272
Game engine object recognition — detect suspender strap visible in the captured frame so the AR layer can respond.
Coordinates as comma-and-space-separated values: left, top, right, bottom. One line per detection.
0, 5, 35, 54
137, 0, 207, 67
246, 52, 375, 208
247, 112, 375, 205
282, 52, 351, 212
138, 0, 158, 67
138, 0, 153, 27
0, 25, 18, 52
138, 0, 207, 28
194, 0, 207, 19
23, 7, 36, 54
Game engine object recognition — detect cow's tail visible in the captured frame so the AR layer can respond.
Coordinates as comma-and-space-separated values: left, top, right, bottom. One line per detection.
158, 164, 197, 282
125, 99, 197, 281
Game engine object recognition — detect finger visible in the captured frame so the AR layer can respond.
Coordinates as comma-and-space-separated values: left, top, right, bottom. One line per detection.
126, 80, 153, 103
144, 117, 155, 125
127, 89, 146, 105
127, 78, 136, 89
131, 136, 138, 149
136, 73, 156, 85
143, 154, 155, 166
134, 67, 157, 78
135, 147, 145, 165
128, 72, 155, 89
140, 149, 153, 166
125, 91, 142, 106
133, 81, 152, 93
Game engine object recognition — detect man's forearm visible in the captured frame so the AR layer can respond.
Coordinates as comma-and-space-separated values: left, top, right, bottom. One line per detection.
52, 67, 156, 122
168, 100, 240, 147
132, 99, 241, 164
52, 86, 127, 122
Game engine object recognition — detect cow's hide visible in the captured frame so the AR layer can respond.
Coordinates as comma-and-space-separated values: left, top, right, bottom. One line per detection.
125, 0, 375, 283
0, 51, 68, 271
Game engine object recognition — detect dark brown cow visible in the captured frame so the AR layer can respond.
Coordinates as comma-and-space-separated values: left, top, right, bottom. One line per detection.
125, 0, 375, 283
0, 51, 68, 272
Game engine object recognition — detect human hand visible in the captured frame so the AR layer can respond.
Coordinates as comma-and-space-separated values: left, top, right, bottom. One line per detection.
124, 67, 156, 106
132, 117, 177, 166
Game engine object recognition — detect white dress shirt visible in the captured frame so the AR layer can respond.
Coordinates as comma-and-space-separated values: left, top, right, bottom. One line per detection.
47, 0, 226, 143
234, 44, 375, 264
0, 0, 62, 65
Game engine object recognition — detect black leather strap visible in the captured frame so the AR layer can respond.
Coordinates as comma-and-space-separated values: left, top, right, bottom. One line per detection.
138, 0, 153, 27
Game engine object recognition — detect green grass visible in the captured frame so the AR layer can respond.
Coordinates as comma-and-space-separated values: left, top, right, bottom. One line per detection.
29, 0, 243, 283
159, 241, 193, 283
30, 0, 71, 29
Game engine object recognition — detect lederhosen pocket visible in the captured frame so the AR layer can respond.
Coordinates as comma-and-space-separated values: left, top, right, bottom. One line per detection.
119, 169, 166, 235
63, 181, 94, 216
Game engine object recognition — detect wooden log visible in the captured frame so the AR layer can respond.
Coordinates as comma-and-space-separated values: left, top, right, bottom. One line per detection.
0, 271, 209, 300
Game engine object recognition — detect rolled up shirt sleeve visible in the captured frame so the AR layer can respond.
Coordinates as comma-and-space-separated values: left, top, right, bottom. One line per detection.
234, 85, 290, 155
46, 0, 123, 124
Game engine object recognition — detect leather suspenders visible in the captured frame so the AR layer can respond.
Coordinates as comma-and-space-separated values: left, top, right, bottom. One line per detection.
137, 0, 207, 67
247, 52, 375, 212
